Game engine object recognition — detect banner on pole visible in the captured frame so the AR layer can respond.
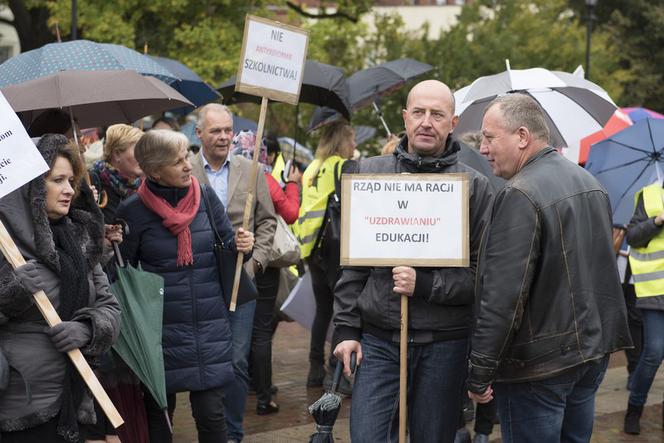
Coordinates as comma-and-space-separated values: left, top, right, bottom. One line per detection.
235, 15, 309, 105
340, 173, 470, 267
0, 91, 48, 200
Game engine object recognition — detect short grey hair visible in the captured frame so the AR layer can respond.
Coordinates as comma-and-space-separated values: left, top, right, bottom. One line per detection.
486, 93, 550, 143
196, 103, 233, 130
134, 129, 189, 177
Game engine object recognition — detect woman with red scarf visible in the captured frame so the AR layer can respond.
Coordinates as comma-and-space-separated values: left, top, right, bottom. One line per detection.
116, 130, 254, 443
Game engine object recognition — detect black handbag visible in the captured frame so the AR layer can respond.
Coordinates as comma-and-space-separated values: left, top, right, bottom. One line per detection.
201, 186, 258, 308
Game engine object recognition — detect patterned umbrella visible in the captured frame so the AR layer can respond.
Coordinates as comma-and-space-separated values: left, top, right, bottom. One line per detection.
454, 66, 617, 164
0, 40, 179, 87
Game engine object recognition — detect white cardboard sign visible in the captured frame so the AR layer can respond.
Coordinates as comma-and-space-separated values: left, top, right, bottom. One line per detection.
340, 173, 470, 267
236, 15, 309, 105
0, 91, 49, 200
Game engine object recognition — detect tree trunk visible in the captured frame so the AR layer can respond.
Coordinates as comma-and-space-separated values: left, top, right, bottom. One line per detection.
6, 0, 55, 52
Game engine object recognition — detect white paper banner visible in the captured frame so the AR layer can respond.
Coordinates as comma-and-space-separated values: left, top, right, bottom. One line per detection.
341, 173, 469, 267
0, 92, 49, 200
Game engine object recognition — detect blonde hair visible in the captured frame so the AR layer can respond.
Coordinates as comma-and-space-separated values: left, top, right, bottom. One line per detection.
134, 130, 189, 177
103, 124, 143, 162
381, 134, 401, 155
316, 120, 355, 160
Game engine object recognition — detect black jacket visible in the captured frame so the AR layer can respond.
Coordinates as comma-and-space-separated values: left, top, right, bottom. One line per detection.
626, 190, 664, 310
468, 147, 631, 393
334, 137, 493, 343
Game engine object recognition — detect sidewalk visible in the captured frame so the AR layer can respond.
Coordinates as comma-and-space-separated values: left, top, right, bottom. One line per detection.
172, 322, 664, 442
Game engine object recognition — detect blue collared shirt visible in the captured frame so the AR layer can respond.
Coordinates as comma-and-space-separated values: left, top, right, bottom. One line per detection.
201, 152, 231, 208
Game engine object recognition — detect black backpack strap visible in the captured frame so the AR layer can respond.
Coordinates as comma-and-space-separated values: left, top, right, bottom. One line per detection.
201, 185, 223, 248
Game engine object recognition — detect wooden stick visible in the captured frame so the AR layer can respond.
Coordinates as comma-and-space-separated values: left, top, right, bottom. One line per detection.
399, 294, 408, 443
0, 220, 124, 428
229, 96, 269, 311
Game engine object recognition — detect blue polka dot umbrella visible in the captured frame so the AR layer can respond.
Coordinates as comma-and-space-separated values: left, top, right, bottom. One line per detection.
0, 39, 179, 87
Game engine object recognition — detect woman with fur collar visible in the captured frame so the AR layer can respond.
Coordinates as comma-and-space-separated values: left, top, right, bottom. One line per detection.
0, 134, 121, 442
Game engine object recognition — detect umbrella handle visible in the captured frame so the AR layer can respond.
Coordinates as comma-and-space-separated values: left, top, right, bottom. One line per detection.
112, 241, 125, 268
331, 351, 357, 393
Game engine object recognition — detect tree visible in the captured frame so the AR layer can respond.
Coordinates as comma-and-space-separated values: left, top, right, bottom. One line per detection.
0, 0, 55, 51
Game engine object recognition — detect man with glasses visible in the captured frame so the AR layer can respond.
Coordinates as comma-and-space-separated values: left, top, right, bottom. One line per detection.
333, 80, 493, 443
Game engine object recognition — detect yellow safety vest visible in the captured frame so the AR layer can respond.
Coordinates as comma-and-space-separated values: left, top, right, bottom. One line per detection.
271, 153, 285, 185
629, 183, 664, 297
294, 155, 345, 259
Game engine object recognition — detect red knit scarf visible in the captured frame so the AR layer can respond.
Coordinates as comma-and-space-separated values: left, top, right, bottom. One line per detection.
137, 176, 201, 266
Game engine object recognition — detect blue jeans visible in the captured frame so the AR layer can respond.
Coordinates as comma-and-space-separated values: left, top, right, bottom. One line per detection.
350, 333, 468, 443
223, 299, 256, 442
629, 308, 664, 406
494, 355, 609, 443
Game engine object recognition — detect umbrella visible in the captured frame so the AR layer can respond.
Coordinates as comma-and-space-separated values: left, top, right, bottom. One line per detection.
308, 353, 357, 443
278, 137, 314, 166
1, 70, 193, 129
621, 107, 664, 123
111, 264, 168, 416
0, 39, 179, 87
218, 60, 351, 119
454, 65, 617, 164
348, 58, 433, 111
578, 109, 632, 165
355, 125, 377, 147
147, 55, 221, 109
457, 142, 506, 191
585, 118, 664, 225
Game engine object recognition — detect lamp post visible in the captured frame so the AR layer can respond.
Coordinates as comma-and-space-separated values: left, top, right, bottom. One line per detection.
585, 0, 598, 80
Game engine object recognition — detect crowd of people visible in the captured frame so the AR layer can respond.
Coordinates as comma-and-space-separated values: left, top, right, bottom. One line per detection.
0, 77, 657, 443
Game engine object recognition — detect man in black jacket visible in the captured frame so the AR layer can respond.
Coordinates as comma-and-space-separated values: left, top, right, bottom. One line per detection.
467, 93, 631, 442
333, 80, 493, 443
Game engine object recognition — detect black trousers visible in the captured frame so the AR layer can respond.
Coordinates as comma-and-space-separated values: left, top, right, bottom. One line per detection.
308, 257, 341, 367
251, 266, 280, 404
144, 386, 227, 443
1, 417, 66, 443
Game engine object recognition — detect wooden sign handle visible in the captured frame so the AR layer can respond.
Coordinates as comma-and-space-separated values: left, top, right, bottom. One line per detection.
399, 294, 408, 443
0, 220, 124, 428
230, 96, 269, 311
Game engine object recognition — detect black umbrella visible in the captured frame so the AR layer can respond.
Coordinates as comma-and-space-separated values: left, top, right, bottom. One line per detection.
217, 60, 351, 120
348, 58, 433, 111
457, 142, 506, 191
308, 353, 357, 443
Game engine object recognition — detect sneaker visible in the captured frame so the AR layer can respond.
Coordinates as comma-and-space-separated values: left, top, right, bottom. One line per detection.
307, 364, 326, 387
256, 400, 279, 415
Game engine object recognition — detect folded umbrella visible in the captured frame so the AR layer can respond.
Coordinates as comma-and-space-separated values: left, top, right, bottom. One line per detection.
308, 353, 357, 443
1, 69, 192, 128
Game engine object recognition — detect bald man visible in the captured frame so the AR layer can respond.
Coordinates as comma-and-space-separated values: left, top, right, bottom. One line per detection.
333, 80, 494, 443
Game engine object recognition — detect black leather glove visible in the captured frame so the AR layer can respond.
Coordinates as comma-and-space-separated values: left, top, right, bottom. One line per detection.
14, 259, 45, 295
47, 321, 92, 352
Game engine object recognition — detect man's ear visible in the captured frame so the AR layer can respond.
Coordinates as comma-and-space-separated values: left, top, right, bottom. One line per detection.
402, 108, 408, 124
450, 115, 459, 132
517, 126, 530, 149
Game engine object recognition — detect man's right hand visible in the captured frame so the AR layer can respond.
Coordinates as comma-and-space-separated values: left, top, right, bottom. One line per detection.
334, 340, 362, 377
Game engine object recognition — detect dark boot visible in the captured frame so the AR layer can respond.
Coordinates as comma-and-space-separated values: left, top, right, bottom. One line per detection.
624, 403, 643, 435
307, 363, 326, 387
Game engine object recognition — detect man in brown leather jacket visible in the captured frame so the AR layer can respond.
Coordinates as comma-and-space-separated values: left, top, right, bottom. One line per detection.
467, 93, 631, 443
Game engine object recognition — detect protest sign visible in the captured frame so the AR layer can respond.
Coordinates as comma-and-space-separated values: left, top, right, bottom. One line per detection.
228, 15, 309, 311
236, 15, 309, 105
0, 94, 123, 428
0, 92, 49, 199
340, 173, 469, 267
